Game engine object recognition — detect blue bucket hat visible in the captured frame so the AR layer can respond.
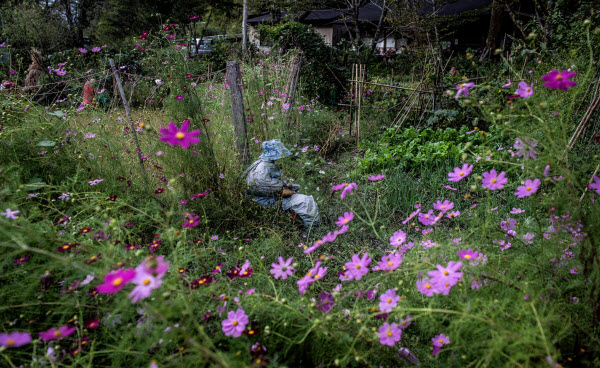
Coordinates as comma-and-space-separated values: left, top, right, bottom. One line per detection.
259, 139, 292, 160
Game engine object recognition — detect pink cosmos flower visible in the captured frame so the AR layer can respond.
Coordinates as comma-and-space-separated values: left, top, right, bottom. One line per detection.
282, 103, 290, 110
402, 208, 420, 225
340, 183, 358, 199
159, 120, 201, 149
96, 268, 136, 294
379, 289, 399, 312
399, 315, 412, 329
448, 163, 473, 182
334, 225, 349, 236
376, 253, 402, 272
428, 261, 463, 295
378, 322, 402, 346
0, 331, 31, 347
433, 200, 454, 212
368, 174, 385, 181
418, 210, 436, 226
129, 270, 161, 303
588, 175, 600, 195
221, 308, 249, 337
482, 169, 508, 190
432, 333, 450, 356
515, 81, 534, 98
39, 325, 76, 341
456, 249, 480, 261
501, 79, 512, 88
542, 70, 577, 90
455, 82, 475, 99
297, 261, 327, 294
182, 213, 200, 228
166, 34, 175, 40
270, 256, 295, 279
79, 48, 87, 53
446, 210, 460, 219
344, 253, 371, 280
91, 47, 101, 52
336, 212, 354, 227
514, 178, 541, 198
416, 277, 437, 297
514, 137, 538, 159
510, 207, 525, 214
389, 230, 407, 247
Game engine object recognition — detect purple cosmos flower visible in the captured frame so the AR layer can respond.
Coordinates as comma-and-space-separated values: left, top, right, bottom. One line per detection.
78, 48, 87, 53
510, 207, 525, 214
432, 333, 450, 356
336, 212, 354, 227
455, 82, 475, 99
376, 252, 403, 272
55, 69, 66, 76
448, 163, 473, 182
399, 315, 412, 329
418, 210, 436, 226
96, 268, 136, 294
182, 213, 200, 228
339, 183, 358, 199
368, 174, 385, 181
416, 277, 437, 296
221, 308, 249, 337
317, 292, 335, 313
1, 208, 19, 219
270, 256, 295, 279
0, 331, 31, 347
176, 95, 184, 101
428, 261, 463, 295
91, 47, 101, 52
297, 261, 327, 294
588, 175, 600, 195
482, 169, 508, 190
379, 289, 399, 312
8, 70, 16, 75
514, 137, 539, 159
515, 178, 541, 198
89, 179, 104, 185
166, 34, 175, 40
344, 253, 371, 280
129, 269, 161, 303
378, 322, 402, 346
457, 249, 480, 261
389, 230, 407, 247
159, 121, 201, 149
446, 210, 460, 219
433, 200, 454, 211
39, 325, 76, 341
210, 235, 219, 241
542, 70, 577, 90
515, 81, 534, 98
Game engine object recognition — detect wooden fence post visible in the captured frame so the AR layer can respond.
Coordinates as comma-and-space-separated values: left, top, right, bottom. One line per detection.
226, 61, 250, 165
109, 58, 148, 186
284, 52, 302, 108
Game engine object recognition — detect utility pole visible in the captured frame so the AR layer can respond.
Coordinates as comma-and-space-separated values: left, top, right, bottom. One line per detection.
242, 0, 248, 52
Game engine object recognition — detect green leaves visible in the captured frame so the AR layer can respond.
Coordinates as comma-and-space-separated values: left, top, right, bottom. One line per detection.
47, 110, 64, 119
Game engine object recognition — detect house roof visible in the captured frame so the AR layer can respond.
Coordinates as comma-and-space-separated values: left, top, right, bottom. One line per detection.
421, 0, 492, 16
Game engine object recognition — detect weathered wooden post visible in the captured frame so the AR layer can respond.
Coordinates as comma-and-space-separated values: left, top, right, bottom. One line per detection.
226, 61, 250, 165
109, 58, 148, 186
284, 52, 302, 108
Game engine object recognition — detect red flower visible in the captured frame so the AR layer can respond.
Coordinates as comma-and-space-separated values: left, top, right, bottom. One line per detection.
107, 195, 117, 201
79, 227, 92, 234
154, 188, 165, 194
84, 253, 102, 265
85, 318, 100, 329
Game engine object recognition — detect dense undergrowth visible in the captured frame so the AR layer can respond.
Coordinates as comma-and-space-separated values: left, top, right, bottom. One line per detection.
1, 18, 600, 368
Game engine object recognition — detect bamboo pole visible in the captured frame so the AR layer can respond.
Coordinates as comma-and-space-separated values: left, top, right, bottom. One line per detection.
108, 58, 148, 186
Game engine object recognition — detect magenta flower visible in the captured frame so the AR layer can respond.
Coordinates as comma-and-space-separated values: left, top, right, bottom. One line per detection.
379, 289, 399, 312
418, 210, 436, 226
448, 163, 473, 182
166, 34, 175, 40
368, 174, 385, 181
334, 225, 349, 236
182, 213, 200, 228
515, 178, 541, 198
455, 82, 475, 99
416, 277, 437, 296
378, 322, 402, 346
482, 169, 508, 190
270, 256, 295, 279
39, 325, 76, 341
129, 270, 162, 303
159, 120, 201, 148
340, 183, 358, 199
446, 210, 460, 219
399, 315, 412, 329
91, 47, 101, 52
344, 253, 371, 280
389, 230, 406, 247
78, 48, 87, 53
96, 268, 136, 294
588, 175, 600, 195
297, 261, 327, 294
376, 252, 403, 272
336, 212, 354, 227
432, 333, 450, 356
456, 249, 480, 261
221, 308, 249, 337
0, 331, 31, 347
513, 137, 538, 159
428, 261, 463, 295
515, 81, 534, 98
542, 70, 577, 90
510, 207, 525, 214
317, 292, 335, 313
433, 200, 454, 212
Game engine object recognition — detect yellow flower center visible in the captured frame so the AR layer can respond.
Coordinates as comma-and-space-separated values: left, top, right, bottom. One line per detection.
355, 264, 361, 269
556, 75, 563, 81
90, 256, 96, 260
439, 339, 444, 343
526, 88, 531, 92
425, 283, 431, 289
314, 275, 320, 279
443, 270, 449, 276
344, 219, 349, 223
459, 172, 464, 176
143, 279, 151, 286
189, 219, 194, 224
491, 178, 497, 183
387, 331, 393, 337
388, 261, 394, 266
526, 186, 532, 191
6, 339, 15, 346
112, 278, 123, 286
54, 330, 62, 337
233, 320, 238, 326
387, 298, 392, 303
176, 132, 185, 139
464, 255, 471, 259
441, 206, 446, 209
63, 245, 69, 250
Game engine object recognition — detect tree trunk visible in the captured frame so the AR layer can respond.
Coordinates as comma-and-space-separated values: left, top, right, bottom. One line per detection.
370, 0, 388, 54
242, 0, 248, 52
485, 0, 504, 55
